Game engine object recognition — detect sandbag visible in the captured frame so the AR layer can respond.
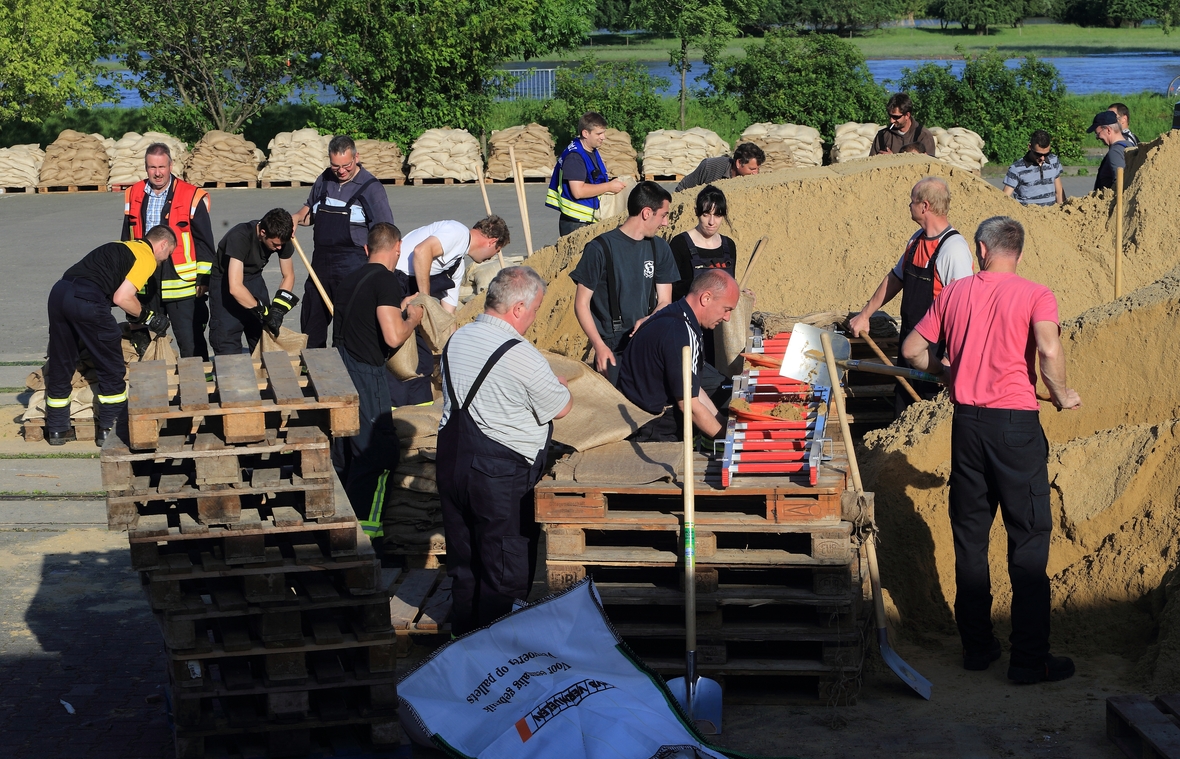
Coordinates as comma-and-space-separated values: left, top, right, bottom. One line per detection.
830, 123, 881, 163
411, 294, 456, 353
108, 131, 189, 186
251, 326, 308, 358
259, 129, 330, 184
387, 336, 421, 380
408, 128, 482, 182
641, 128, 729, 177
595, 177, 635, 221
739, 123, 823, 170
355, 138, 407, 182
929, 126, 988, 172
486, 123, 555, 181
0, 144, 45, 186
542, 351, 657, 451
599, 128, 639, 180
39, 130, 110, 186
185, 130, 262, 185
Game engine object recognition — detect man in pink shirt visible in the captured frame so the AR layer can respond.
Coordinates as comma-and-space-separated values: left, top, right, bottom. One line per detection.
902, 216, 1081, 684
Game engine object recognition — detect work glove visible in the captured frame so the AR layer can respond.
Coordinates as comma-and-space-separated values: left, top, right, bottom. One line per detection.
127, 329, 151, 360
251, 299, 270, 328
132, 308, 170, 338
262, 289, 299, 337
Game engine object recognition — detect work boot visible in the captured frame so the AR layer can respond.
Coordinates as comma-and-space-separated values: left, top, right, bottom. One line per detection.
46, 429, 76, 446
1008, 654, 1075, 684
963, 638, 1002, 671
95, 427, 114, 447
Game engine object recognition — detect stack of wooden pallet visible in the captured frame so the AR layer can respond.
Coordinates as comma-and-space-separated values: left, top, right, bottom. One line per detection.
535, 431, 870, 701
103, 349, 402, 757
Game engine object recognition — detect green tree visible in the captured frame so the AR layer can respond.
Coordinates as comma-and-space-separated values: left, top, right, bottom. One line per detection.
631, 0, 763, 129
104, 0, 317, 134
705, 30, 886, 142
312, 0, 592, 148
1107, 0, 1162, 25
594, 0, 633, 31
941, 0, 1022, 32
0, 0, 110, 124
548, 57, 669, 148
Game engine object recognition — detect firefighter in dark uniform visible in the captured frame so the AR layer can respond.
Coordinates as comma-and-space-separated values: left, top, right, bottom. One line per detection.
291, 136, 396, 349
45, 227, 177, 445
121, 143, 215, 358
208, 209, 297, 356
437, 267, 572, 633
848, 176, 975, 415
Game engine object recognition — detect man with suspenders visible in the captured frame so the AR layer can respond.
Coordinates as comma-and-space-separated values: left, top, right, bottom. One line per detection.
291, 136, 396, 348
849, 176, 974, 415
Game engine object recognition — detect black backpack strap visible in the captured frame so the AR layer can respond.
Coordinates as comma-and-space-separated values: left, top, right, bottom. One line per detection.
926, 227, 962, 269
443, 338, 521, 412
649, 237, 658, 312
600, 236, 623, 333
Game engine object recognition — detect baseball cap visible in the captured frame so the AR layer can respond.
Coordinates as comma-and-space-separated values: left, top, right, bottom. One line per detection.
1087, 110, 1119, 133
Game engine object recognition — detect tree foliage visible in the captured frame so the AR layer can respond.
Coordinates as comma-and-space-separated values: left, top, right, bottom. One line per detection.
546, 57, 669, 148
311, 0, 592, 147
0, 0, 110, 124
704, 30, 886, 141
899, 50, 1085, 164
938, 0, 1022, 32
594, 0, 634, 31
104, 0, 317, 134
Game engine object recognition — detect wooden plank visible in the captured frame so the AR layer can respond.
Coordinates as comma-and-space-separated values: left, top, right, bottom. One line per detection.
388, 569, 441, 630
177, 357, 211, 411
301, 348, 359, 404
1107, 695, 1180, 759
213, 354, 263, 408
263, 351, 305, 405
128, 361, 171, 414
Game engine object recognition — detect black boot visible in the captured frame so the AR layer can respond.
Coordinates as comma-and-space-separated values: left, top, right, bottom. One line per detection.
95, 427, 114, 447
47, 429, 76, 446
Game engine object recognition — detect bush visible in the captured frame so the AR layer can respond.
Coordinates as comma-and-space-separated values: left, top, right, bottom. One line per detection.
703, 31, 886, 143
899, 50, 1085, 165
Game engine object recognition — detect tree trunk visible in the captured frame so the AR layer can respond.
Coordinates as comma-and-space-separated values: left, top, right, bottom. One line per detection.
679, 37, 687, 130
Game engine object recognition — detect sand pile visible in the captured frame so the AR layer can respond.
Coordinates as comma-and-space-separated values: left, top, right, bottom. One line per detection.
259, 129, 330, 183
185, 131, 264, 185
108, 132, 189, 187
408, 128, 481, 182
355, 139, 406, 182
38, 130, 110, 187
600, 128, 639, 180
0, 144, 45, 187
641, 128, 729, 177
741, 123, 823, 169
485, 123, 555, 181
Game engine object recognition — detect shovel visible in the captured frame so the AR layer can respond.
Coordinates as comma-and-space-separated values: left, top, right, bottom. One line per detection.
820, 331, 932, 700
668, 345, 724, 734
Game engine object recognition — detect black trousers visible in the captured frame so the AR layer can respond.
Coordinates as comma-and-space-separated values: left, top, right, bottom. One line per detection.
559, 215, 590, 237
301, 247, 367, 349
163, 296, 210, 359
949, 404, 1052, 667
332, 346, 399, 539
45, 278, 128, 432
208, 273, 269, 356
386, 333, 434, 408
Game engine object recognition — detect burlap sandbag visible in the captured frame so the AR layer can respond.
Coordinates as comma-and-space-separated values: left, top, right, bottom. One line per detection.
121, 331, 177, 368
392, 402, 443, 440
411, 294, 455, 353
714, 292, 754, 376
542, 351, 658, 451
251, 326, 307, 358
387, 337, 420, 380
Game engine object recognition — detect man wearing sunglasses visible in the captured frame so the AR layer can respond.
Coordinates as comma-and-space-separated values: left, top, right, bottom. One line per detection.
1003, 130, 1064, 206
871, 93, 936, 158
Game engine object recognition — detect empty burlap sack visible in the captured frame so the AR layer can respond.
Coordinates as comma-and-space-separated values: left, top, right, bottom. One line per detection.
485, 123, 555, 181
251, 326, 308, 358
22, 386, 94, 422
387, 337, 420, 380
108, 132, 189, 186
542, 351, 658, 451
24, 366, 91, 392
714, 292, 754, 376
410, 294, 456, 353
830, 122, 881, 163
38, 129, 110, 186
355, 139, 406, 182
259, 129, 330, 184
599, 128, 639, 180
740, 123, 824, 171
596, 177, 635, 221
185, 130, 262, 185
0, 144, 45, 186
121, 330, 177, 367
641, 128, 730, 177
408, 128, 481, 182
929, 126, 988, 172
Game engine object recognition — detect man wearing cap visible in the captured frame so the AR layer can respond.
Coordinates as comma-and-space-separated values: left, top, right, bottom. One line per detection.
1090, 110, 1131, 193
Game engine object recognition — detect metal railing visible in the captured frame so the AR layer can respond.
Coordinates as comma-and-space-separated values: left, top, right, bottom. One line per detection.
496, 68, 558, 100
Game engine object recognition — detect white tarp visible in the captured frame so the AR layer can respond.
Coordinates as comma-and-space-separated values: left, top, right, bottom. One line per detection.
397, 579, 738, 759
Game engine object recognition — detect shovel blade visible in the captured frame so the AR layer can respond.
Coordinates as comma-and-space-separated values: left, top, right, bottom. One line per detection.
667, 676, 724, 735
878, 628, 933, 700
779, 323, 851, 387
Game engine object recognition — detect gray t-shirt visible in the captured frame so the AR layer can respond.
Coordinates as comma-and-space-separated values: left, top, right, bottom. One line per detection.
891, 228, 974, 289
569, 227, 677, 345
439, 314, 571, 462
305, 166, 395, 247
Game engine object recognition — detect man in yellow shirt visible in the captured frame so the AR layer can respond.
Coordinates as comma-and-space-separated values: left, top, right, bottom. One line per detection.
44, 226, 177, 446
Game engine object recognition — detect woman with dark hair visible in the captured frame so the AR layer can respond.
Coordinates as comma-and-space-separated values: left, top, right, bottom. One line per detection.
670, 184, 737, 302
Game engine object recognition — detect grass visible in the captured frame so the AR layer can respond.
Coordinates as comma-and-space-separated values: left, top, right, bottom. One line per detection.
522, 23, 1180, 63
1066, 92, 1175, 143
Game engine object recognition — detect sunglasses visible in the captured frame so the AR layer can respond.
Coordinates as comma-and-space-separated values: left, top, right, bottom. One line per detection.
888, 113, 905, 121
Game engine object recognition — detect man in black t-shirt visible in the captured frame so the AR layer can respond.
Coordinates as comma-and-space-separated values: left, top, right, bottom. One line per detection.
616, 270, 739, 442
208, 209, 297, 356
571, 181, 678, 384
331, 223, 423, 548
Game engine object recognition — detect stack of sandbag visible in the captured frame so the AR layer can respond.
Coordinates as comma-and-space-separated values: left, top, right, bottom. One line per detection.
485, 123, 555, 181
108, 132, 189, 187
355, 138, 406, 182
382, 488, 445, 556
0, 144, 45, 187
184, 130, 263, 185
830, 122, 881, 163
38, 129, 110, 187
599, 128, 639, 180
392, 403, 441, 467
930, 126, 988, 172
407, 128, 481, 182
259, 128, 330, 183
641, 128, 730, 177
739, 123, 824, 170
21, 362, 97, 433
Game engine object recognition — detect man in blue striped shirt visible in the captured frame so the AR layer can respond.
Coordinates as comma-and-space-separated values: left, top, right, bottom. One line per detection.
1003, 130, 1064, 206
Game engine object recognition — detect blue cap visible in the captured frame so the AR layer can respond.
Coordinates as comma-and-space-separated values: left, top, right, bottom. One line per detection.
1087, 110, 1119, 133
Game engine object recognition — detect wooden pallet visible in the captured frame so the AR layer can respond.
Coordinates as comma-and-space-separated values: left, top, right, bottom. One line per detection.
171, 638, 397, 690
35, 184, 108, 193
171, 677, 396, 729
410, 176, 478, 185
125, 351, 359, 451
483, 175, 549, 183
21, 417, 96, 442
643, 173, 684, 182
172, 712, 399, 759
195, 180, 259, 189
0, 185, 36, 194
1108, 694, 1180, 759
375, 177, 405, 186
259, 179, 311, 188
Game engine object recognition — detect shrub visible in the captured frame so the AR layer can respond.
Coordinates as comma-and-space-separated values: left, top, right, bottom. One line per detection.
540, 57, 670, 150
704, 30, 887, 142
899, 50, 1085, 165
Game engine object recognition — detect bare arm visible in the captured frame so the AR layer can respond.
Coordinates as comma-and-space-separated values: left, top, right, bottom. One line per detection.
849, 272, 903, 337
377, 303, 423, 350
901, 329, 942, 376
412, 237, 443, 303
553, 376, 573, 420
574, 283, 614, 374
292, 206, 312, 226
677, 388, 722, 437
568, 178, 626, 199
227, 259, 257, 310
1034, 320, 1080, 409
112, 279, 143, 318
1054, 176, 1065, 205
1003, 185, 1015, 197
278, 256, 296, 293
